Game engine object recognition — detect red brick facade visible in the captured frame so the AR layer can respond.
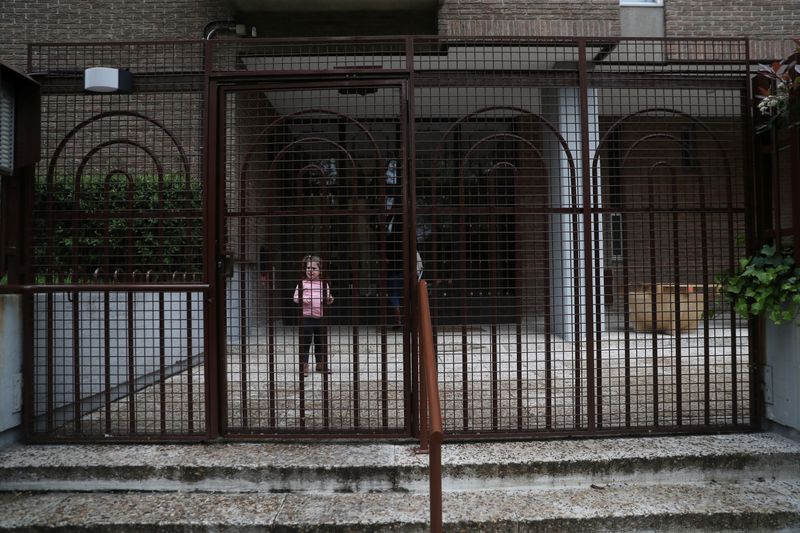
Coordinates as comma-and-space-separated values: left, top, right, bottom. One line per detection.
0, 0, 231, 70
663, 0, 800, 60
1, 1, 796, 67
438, 0, 621, 37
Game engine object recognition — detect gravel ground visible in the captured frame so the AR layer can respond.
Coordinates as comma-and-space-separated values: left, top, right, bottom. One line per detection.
69, 316, 751, 436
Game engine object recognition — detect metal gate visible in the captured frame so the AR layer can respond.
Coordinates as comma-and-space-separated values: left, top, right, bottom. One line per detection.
217, 80, 413, 437
22, 37, 755, 442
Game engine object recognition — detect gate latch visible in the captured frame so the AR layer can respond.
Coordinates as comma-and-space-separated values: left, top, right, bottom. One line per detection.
218, 251, 234, 278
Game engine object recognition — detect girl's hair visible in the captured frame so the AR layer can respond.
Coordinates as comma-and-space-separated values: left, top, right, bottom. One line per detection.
301, 254, 323, 275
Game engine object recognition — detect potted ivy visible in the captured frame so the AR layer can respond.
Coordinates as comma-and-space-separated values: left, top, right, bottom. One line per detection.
717, 244, 800, 325
754, 39, 800, 130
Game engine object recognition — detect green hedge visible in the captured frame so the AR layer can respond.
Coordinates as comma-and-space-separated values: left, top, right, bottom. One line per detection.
34, 174, 203, 280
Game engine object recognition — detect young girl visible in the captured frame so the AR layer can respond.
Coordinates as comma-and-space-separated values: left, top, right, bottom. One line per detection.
293, 254, 334, 376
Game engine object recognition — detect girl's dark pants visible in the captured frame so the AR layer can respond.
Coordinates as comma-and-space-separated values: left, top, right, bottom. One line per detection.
299, 317, 327, 364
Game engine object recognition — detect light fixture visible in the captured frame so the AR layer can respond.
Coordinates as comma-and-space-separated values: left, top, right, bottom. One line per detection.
84, 67, 133, 94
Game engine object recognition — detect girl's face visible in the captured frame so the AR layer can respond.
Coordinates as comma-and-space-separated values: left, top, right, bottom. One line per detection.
305, 261, 320, 280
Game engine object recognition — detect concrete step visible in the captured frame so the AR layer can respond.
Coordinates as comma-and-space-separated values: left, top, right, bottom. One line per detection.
2, 481, 799, 532
1, 433, 800, 531
0, 433, 799, 493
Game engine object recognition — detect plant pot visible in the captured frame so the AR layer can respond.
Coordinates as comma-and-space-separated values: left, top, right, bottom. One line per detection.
628, 283, 705, 335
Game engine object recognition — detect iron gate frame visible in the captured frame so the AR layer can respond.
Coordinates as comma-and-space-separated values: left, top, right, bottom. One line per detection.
17, 36, 759, 442
212, 77, 420, 438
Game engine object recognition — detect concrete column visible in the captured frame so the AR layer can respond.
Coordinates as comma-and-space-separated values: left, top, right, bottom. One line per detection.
543, 87, 604, 342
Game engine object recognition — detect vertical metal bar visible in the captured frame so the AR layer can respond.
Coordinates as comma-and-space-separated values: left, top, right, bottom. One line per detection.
386, 118, 400, 431
186, 290, 195, 433
769, 127, 782, 242
418, 294, 430, 452
593, 179, 604, 428
648, 181, 659, 427
204, 69, 221, 438
578, 39, 596, 431
46, 293, 54, 433
792, 111, 800, 266
622, 222, 631, 428
184, 170, 196, 434
568, 122, 584, 431
726, 125, 739, 426
159, 291, 167, 433
671, 170, 682, 426
741, 41, 763, 426
544, 208, 553, 430
72, 293, 81, 433
515, 178, 524, 431
21, 162, 36, 438
458, 143, 469, 432
700, 168, 711, 426
488, 170, 499, 432
238, 148, 249, 430
594, 216, 603, 428
127, 291, 136, 433
354, 307, 362, 430
405, 48, 420, 437
296, 139, 307, 431
321, 156, 333, 432
323, 343, 331, 430
104, 291, 112, 434
348, 123, 361, 435
381, 329, 390, 429
299, 369, 307, 429
267, 262, 276, 429
23, 292, 36, 439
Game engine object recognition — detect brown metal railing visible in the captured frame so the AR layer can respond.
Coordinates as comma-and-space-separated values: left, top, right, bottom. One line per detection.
416, 279, 443, 533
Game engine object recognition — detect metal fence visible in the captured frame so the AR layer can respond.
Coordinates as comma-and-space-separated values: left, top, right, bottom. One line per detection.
23, 37, 755, 441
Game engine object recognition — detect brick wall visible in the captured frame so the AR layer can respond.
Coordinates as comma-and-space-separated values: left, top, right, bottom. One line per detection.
4, 0, 795, 62
438, 0, 621, 37
665, 0, 800, 60
0, 0, 231, 71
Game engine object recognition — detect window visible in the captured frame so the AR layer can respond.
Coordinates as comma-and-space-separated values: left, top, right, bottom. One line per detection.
0, 83, 14, 176
620, 0, 663, 5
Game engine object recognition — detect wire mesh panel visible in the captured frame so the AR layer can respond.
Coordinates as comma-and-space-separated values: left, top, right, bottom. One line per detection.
589, 39, 751, 431
413, 37, 753, 437
28, 43, 207, 441
221, 82, 410, 436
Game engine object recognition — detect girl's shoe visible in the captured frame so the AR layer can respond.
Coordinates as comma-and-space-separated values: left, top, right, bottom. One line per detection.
316, 363, 330, 374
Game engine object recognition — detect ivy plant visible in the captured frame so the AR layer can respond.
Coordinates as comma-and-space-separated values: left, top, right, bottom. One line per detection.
718, 244, 800, 325
32, 174, 202, 280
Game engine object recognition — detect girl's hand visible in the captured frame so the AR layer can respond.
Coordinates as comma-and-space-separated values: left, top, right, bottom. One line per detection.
303, 297, 311, 304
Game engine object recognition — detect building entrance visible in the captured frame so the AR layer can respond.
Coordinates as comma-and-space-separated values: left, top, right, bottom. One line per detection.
25, 37, 755, 441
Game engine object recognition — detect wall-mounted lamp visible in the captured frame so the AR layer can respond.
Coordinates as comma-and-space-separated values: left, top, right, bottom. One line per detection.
84, 67, 133, 94
203, 20, 257, 39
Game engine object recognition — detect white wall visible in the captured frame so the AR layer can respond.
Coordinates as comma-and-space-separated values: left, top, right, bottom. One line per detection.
0, 295, 23, 442
765, 317, 800, 432
620, 5, 665, 38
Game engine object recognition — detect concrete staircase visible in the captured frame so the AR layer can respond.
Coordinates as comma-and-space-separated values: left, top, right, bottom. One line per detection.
1, 433, 800, 531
